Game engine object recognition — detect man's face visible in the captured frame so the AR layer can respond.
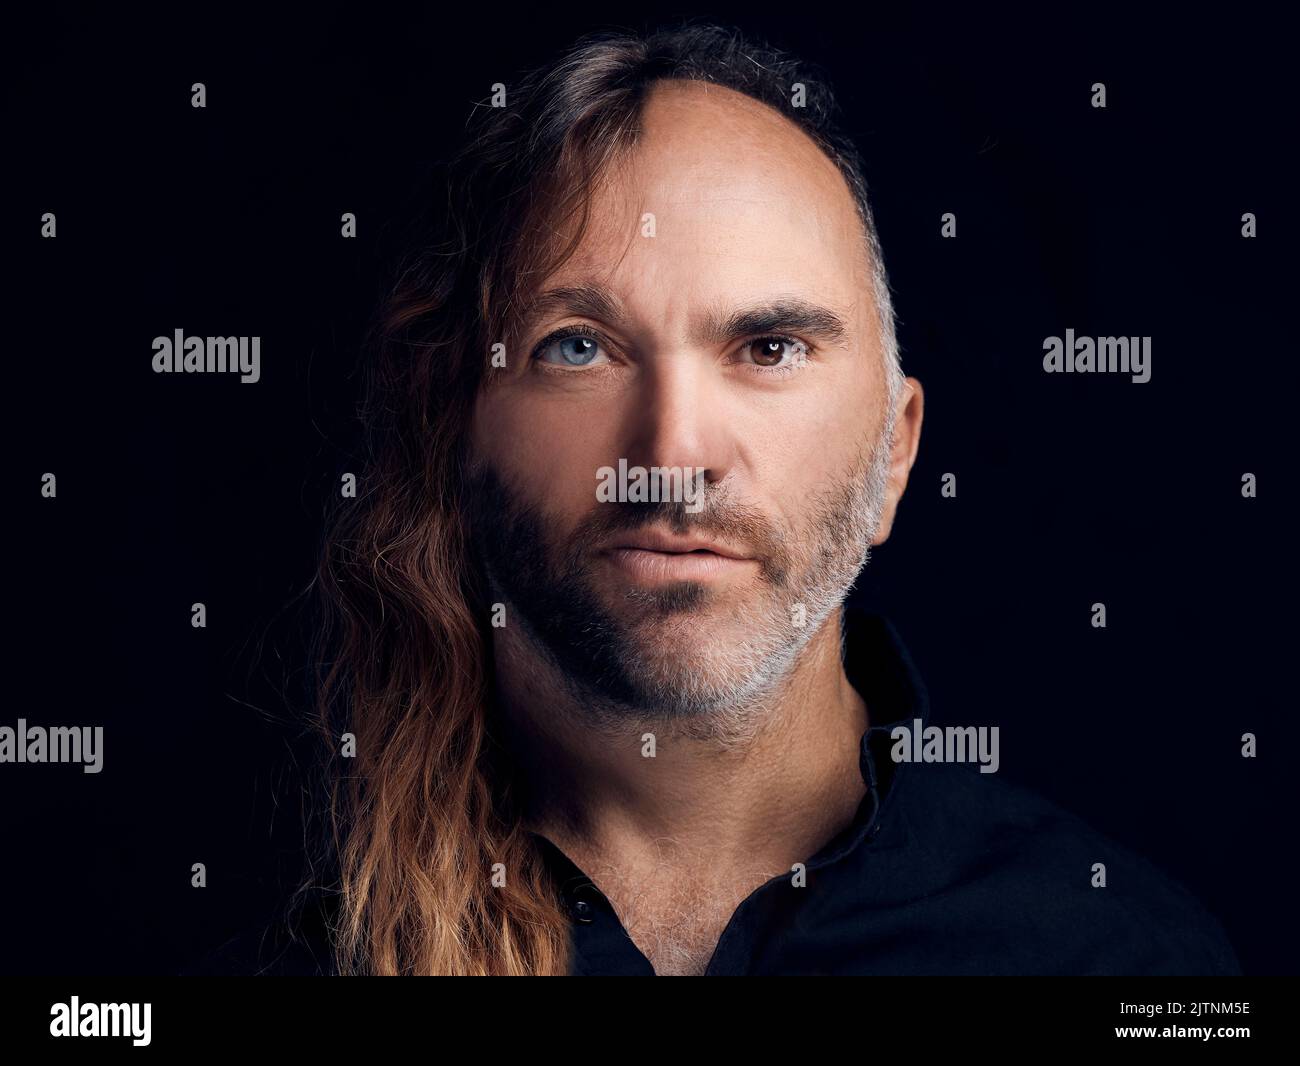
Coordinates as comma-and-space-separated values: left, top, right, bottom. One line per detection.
469, 80, 916, 727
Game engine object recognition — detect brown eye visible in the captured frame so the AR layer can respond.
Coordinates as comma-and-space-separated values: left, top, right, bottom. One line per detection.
744, 336, 808, 369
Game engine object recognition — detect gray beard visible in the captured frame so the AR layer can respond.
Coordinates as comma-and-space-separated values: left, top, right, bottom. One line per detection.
467, 425, 894, 745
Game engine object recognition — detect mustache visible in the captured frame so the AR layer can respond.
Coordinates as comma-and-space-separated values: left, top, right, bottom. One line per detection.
464, 458, 790, 584
570, 490, 791, 587
575, 493, 767, 543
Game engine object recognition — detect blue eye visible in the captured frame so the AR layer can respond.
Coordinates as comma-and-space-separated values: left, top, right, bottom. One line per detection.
532, 330, 610, 367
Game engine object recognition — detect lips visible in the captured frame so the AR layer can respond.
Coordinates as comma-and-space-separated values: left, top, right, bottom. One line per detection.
597, 528, 757, 584
602, 529, 751, 560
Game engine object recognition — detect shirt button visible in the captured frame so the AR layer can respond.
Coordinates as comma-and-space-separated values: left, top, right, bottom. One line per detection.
566, 881, 603, 923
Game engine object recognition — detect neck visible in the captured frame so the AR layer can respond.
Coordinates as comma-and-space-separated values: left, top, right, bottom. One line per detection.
491, 606, 870, 881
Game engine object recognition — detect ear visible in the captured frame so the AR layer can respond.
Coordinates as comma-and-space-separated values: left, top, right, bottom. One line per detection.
870, 377, 924, 546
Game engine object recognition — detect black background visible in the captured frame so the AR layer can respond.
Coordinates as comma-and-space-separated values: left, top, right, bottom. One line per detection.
4, 4, 1293, 975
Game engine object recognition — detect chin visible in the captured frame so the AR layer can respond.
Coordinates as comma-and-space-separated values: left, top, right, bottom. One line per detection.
627, 612, 786, 674
613, 590, 758, 641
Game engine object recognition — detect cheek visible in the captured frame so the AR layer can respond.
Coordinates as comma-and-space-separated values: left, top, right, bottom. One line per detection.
758, 376, 875, 485
475, 392, 612, 517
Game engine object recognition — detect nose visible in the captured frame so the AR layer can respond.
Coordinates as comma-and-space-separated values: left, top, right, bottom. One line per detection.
621, 353, 737, 489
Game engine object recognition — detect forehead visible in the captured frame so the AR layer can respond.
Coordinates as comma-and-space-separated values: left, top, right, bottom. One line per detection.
527, 79, 874, 324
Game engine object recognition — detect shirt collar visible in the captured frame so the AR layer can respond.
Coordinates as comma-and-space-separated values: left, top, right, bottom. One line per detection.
821, 602, 931, 863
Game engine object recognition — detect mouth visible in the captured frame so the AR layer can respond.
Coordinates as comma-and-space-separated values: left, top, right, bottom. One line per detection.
598, 530, 756, 583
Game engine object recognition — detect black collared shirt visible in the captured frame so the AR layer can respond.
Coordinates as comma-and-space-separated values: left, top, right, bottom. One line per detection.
185, 607, 1240, 976
527, 606, 1240, 976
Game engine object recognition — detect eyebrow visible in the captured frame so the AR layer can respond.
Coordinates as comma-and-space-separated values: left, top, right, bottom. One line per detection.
515, 284, 850, 346
701, 299, 849, 345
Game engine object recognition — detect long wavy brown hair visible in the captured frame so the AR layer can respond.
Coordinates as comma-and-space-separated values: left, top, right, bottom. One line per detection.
300, 21, 895, 976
